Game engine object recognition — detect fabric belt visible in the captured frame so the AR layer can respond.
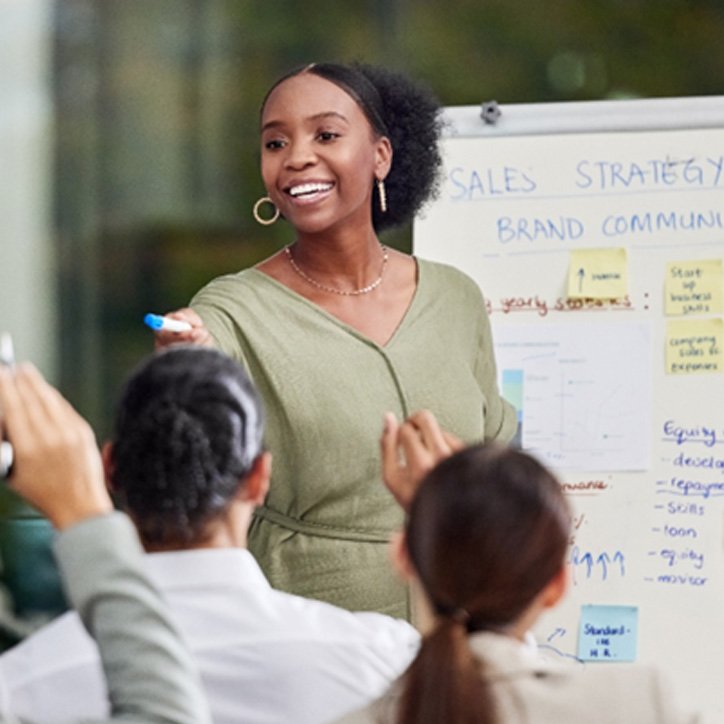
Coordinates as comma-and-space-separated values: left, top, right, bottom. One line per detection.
253, 505, 395, 543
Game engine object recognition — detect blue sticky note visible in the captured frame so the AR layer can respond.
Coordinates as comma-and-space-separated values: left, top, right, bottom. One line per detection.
577, 605, 638, 662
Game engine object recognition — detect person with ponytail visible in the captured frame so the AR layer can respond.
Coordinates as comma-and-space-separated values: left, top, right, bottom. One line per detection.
153, 62, 516, 619
0, 348, 419, 724
339, 418, 698, 724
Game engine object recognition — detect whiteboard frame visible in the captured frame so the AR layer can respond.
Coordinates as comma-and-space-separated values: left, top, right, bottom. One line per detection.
443, 95, 724, 138
419, 94, 724, 724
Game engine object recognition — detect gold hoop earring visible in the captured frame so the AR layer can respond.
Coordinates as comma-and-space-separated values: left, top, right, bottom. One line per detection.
253, 196, 280, 226
377, 179, 387, 214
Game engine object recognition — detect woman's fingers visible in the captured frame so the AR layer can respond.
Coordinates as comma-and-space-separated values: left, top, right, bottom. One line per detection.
381, 412, 411, 508
153, 308, 216, 350
406, 409, 450, 456
380, 410, 462, 510
397, 420, 436, 483
442, 429, 464, 453
0, 365, 111, 529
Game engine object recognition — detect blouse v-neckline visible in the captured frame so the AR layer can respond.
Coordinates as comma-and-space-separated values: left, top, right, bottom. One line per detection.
248, 258, 423, 351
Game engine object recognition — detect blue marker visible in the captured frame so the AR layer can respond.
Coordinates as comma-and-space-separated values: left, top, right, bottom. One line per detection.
144, 313, 192, 333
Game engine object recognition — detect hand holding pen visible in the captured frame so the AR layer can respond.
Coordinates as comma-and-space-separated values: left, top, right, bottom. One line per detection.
144, 309, 215, 351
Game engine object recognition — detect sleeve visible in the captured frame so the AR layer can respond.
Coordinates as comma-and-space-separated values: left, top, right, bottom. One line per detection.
473, 291, 518, 444
190, 276, 248, 365
53, 512, 212, 724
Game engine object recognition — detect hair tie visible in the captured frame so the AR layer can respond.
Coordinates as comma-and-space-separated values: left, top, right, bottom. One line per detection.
450, 608, 471, 627
432, 598, 473, 628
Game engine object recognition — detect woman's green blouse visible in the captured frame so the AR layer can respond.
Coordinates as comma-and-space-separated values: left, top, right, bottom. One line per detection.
192, 258, 516, 619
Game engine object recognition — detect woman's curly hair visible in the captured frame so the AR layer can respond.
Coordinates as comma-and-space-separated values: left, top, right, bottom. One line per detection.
261, 62, 444, 232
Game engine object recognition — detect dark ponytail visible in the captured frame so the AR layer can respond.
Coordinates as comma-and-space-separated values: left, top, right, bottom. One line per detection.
399, 618, 494, 724
397, 444, 571, 724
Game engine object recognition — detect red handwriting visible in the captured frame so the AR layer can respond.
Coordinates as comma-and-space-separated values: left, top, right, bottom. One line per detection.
486, 295, 633, 316
561, 480, 609, 494
501, 296, 549, 316
554, 295, 633, 312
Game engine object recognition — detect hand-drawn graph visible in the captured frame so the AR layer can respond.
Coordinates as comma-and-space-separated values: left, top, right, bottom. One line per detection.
493, 321, 652, 471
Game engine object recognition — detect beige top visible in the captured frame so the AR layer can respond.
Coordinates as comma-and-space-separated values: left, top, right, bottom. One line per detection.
336, 631, 699, 724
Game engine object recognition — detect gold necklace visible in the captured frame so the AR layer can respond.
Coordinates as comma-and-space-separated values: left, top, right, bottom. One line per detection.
285, 244, 389, 296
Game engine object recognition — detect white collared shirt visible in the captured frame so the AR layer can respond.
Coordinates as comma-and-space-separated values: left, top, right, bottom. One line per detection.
0, 548, 419, 724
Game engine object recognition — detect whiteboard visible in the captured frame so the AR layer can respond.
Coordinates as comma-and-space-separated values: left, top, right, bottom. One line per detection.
414, 95, 724, 724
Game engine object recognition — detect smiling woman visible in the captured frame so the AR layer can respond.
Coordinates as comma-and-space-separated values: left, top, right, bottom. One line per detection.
153, 63, 516, 619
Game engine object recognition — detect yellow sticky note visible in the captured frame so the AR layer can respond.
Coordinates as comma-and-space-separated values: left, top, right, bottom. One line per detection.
666, 318, 724, 375
568, 248, 628, 299
665, 259, 723, 316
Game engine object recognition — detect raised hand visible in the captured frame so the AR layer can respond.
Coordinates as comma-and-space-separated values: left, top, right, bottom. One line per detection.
152, 308, 215, 350
380, 409, 463, 512
0, 364, 112, 530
